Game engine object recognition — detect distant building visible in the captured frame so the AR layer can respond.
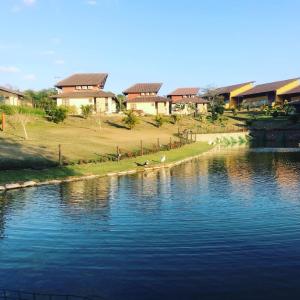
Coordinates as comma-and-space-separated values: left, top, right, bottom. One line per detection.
0, 86, 24, 106
52, 73, 117, 114
279, 85, 300, 113
167, 87, 208, 114
213, 82, 254, 108
124, 83, 170, 115
237, 78, 300, 108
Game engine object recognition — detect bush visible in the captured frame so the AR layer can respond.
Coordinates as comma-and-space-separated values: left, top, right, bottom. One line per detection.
16, 106, 45, 116
0, 104, 16, 115
81, 104, 94, 119
122, 110, 139, 129
154, 114, 166, 127
67, 105, 78, 115
271, 110, 279, 118
47, 107, 68, 123
171, 114, 181, 124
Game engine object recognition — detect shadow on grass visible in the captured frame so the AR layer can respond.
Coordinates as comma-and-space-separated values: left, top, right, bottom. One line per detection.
105, 120, 128, 129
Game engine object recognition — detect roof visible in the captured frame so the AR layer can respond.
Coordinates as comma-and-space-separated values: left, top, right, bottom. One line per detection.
51, 90, 115, 99
279, 85, 300, 95
215, 82, 255, 94
126, 96, 170, 103
168, 87, 200, 96
239, 78, 300, 96
171, 96, 208, 104
0, 86, 24, 97
123, 83, 162, 94
55, 73, 108, 88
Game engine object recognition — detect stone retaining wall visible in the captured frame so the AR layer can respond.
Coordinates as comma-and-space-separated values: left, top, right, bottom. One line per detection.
194, 131, 249, 144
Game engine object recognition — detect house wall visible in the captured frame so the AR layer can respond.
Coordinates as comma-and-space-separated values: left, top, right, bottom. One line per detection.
241, 95, 269, 107
157, 102, 169, 115
60, 85, 98, 93
95, 97, 116, 113
171, 103, 207, 115
127, 93, 142, 99
127, 102, 157, 115
276, 80, 300, 103
0, 91, 21, 106
229, 83, 254, 108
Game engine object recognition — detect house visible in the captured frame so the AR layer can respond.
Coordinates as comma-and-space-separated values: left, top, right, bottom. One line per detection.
0, 86, 24, 106
213, 82, 254, 108
52, 73, 117, 114
167, 87, 208, 114
124, 83, 170, 115
279, 85, 300, 113
237, 78, 300, 108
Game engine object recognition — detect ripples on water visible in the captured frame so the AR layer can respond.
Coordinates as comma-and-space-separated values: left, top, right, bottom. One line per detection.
0, 149, 300, 300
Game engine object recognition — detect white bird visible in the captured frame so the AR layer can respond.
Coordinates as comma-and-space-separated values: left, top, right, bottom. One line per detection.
160, 155, 166, 163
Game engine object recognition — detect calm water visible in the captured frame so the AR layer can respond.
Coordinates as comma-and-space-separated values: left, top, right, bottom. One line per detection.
1, 149, 300, 300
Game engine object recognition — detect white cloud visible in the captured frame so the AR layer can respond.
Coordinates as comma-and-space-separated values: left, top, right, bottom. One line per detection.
86, 0, 97, 5
0, 66, 21, 73
54, 59, 65, 65
41, 50, 55, 55
23, 0, 36, 6
23, 74, 36, 81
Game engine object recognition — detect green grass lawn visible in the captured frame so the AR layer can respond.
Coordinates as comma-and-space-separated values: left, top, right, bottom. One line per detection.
0, 142, 212, 185
0, 114, 243, 169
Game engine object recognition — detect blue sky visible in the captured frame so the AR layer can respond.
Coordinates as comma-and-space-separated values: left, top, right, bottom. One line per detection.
0, 0, 300, 94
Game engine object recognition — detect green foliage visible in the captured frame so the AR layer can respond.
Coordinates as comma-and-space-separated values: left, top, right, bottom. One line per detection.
154, 114, 166, 127
0, 104, 16, 115
0, 104, 45, 116
122, 110, 139, 129
231, 108, 237, 116
283, 100, 295, 116
81, 105, 94, 119
203, 87, 225, 122
66, 105, 77, 115
116, 94, 126, 112
24, 89, 57, 110
171, 114, 181, 124
47, 107, 68, 123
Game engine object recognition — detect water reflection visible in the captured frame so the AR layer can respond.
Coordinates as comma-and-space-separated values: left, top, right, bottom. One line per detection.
0, 149, 300, 300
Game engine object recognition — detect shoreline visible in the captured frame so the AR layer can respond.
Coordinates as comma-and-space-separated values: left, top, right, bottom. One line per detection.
0, 142, 214, 192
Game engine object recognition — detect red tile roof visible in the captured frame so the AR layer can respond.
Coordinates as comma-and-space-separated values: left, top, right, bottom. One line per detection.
168, 87, 200, 96
239, 78, 300, 96
0, 86, 24, 97
215, 82, 254, 94
171, 96, 208, 104
55, 73, 108, 88
126, 96, 170, 103
51, 90, 115, 98
278, 85, 300, 95
123, 83, 162, 94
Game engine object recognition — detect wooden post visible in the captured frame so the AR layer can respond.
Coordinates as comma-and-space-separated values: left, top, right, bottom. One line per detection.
157, 138, 160, 150
140, 140, 143, 156
117, 146, 120, 162
58, 144, 62, 166
169, 137, 172, 150
1, 113, 5, 131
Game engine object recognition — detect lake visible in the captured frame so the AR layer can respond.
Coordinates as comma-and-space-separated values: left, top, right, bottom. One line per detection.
1, 149, 300, 300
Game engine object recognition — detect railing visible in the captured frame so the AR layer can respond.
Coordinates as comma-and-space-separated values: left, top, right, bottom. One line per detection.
0, 289, 104, 300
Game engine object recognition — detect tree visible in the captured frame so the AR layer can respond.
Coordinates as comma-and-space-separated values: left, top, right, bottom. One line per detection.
81, 105, 94, 119
122, 110, 139, 129
11, 113, 30, 140
154, 114, 165, 128
116, 94, 126, 112
202, 87, 225, 121
24, 88, 57, 110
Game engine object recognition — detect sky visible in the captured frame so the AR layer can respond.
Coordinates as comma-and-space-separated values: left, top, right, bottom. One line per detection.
0, 0, 300, 95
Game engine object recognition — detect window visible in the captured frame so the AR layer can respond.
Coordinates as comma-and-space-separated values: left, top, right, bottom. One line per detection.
82, 86, 88, 90
131, 104, 137, 109
151, 92, 156, 96
75, 86, 82, 90
141, 93, 145, 96
87, 86, 93, 89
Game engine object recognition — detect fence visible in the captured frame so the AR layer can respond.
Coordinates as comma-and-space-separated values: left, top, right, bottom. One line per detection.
0, 289, 104, 300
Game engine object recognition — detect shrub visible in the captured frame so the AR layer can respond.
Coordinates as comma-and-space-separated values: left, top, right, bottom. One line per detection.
47, 107, 68, 123
122, 110, 139, 129
81, 104, 94, 119
16, 106, 45, 116
0, 104, 16, 115
171, 114, 181, 124
231, 108, 237, 116
271, 110, 279, 118
154, 114, 165, 127
67, 105, 78, 115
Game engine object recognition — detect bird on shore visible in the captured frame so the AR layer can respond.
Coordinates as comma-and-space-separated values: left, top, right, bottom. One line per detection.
135, 160, 149, 167
160, 155, 166, 163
